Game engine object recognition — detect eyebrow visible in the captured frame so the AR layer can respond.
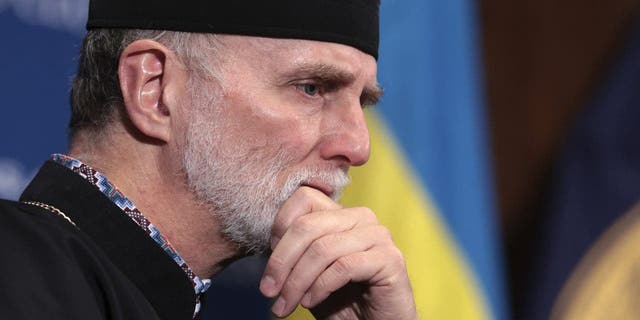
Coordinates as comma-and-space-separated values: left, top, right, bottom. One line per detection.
285, 63, 384, 107
361, 83, 383, 107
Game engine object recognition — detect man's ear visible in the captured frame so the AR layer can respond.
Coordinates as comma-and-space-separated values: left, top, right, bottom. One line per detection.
118, 39, 176, 143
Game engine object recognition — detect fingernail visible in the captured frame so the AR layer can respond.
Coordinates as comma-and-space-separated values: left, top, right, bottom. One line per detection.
301, 292, 311, 307
272, 296, 286, 316
260, 275, 277, 297
270, 236, 280, 249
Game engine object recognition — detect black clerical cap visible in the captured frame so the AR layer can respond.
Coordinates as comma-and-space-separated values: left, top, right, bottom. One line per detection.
87, 0, 380, 59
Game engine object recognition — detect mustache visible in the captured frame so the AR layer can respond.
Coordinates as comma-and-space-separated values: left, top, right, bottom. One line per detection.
280, 167, 351, 201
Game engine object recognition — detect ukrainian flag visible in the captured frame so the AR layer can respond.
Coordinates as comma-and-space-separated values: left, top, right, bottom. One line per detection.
286, 0, 508, 319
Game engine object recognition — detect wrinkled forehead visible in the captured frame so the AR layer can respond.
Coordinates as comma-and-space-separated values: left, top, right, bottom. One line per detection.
219, 36, 379, 86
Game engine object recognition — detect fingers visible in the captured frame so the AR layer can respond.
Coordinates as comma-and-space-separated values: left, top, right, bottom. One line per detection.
272, 225, 392, 317
270, 186, 341, 249
260, 185, 413, 319
260, 207, 379, 297
302, 245, 406, 309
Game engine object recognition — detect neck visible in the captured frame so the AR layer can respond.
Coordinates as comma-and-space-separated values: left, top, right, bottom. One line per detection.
69, 130, 241, 278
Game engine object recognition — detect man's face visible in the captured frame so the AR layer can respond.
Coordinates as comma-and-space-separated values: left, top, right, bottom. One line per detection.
180, 35, 380, 254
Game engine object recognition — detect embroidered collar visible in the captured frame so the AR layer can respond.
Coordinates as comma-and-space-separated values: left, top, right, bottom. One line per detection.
50, 154, 211, 318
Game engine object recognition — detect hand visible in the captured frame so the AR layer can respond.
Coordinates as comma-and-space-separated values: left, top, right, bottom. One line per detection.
259, 187, 418, 319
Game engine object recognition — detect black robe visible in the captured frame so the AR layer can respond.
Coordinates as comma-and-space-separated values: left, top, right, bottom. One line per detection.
0, 160, 197, 319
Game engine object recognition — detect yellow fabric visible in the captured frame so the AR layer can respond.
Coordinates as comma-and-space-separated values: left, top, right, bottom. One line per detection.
283, 111, 489, 320
551, 204, 640, 320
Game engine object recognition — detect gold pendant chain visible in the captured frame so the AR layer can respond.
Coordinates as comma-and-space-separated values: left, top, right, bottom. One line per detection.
21, 201, 77, 227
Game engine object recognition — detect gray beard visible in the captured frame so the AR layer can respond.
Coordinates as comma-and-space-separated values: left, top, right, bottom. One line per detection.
180, 92, 350, 255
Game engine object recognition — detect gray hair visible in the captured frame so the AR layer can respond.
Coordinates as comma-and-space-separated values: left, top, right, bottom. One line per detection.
69, 29, 224, 140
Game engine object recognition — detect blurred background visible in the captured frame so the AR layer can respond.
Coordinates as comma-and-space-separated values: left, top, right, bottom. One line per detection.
2, 0, 640, 319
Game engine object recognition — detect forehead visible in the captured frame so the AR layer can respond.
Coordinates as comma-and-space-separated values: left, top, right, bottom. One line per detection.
217, 35, 378, 84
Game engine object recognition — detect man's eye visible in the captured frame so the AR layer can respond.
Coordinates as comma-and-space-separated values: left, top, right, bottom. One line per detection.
299, 83, 320, 96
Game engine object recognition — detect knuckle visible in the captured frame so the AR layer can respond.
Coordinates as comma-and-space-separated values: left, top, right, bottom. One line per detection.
332, 256, 354, 277
291, 215, 317, 235
374, 225, 394, 241
299, 186, 321, 199
355, 206, 378, 223
282, 273, 306, 294
309, 237, 332, 258
314, 272, 333, 293
386, 246, 407, 270
267, 253, 287, 272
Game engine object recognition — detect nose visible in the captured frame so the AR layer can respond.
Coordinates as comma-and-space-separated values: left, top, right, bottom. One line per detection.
318, 99, 371, 166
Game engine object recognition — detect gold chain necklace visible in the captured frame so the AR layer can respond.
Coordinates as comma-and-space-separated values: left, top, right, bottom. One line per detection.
21, 201, 77, 227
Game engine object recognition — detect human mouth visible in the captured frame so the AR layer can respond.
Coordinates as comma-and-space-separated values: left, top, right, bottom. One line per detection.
301, 181, 336, 199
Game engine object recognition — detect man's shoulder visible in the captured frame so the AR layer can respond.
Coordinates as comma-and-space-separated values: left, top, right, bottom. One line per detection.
0, 198, 159, 319
0, 197, 86, 264
0, 198, 28, 212
0, 198, 77, 237
0, 198, 115, 273
0, 197, 109, 291
0, 198, 96, 316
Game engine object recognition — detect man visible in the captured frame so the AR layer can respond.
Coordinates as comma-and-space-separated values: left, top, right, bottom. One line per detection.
0, 0, 417, 319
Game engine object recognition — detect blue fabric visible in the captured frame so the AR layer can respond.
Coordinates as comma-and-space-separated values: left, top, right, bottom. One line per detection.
526, 17, 640, 319
377, 1, 507, 319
